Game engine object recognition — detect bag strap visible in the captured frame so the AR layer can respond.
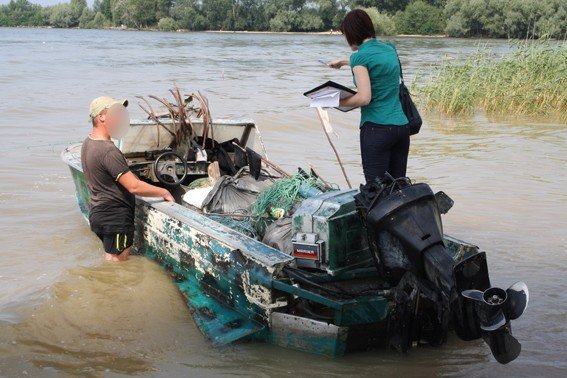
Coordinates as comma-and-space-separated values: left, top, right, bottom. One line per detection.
398, 57, 405, 84
390, 42, 404, 84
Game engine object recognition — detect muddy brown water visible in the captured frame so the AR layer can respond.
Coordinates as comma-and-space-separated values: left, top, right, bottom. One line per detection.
0, 28, 565, 377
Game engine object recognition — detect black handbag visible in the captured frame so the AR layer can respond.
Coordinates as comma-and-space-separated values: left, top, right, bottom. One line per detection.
398, 59, 422, 135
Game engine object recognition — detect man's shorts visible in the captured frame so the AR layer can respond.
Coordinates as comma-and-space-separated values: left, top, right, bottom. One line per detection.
94, 230, 134, 255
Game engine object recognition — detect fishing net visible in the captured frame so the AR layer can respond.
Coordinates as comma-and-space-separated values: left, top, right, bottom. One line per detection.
251, 173, 326, 217
187, 177, 212, 189
207, 213, 259, 239
248, 173, 331, 237
205, 171, 335, 242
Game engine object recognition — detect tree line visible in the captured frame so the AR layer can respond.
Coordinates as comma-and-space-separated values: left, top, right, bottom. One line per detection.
1, 0, 565, 39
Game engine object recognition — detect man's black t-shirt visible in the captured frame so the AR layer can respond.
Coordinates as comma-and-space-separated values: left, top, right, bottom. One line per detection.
81, 137, 135, 233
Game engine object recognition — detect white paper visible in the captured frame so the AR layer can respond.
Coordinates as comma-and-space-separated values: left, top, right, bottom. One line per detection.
309, 88, 341, 108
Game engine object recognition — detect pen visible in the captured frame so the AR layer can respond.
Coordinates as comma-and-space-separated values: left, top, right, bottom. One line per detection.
318, 59, 328, 66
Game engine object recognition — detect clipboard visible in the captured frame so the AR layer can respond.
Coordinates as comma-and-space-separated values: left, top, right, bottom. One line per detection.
304, 80, 358, 112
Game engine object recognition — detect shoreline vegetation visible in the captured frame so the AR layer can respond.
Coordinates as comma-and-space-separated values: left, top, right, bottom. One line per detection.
1, 0, 566, 39
420, 42, 567, 121
2, 24, 450, 38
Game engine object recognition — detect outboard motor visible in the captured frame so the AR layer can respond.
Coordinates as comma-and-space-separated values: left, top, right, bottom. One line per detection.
356, 174, 528, 363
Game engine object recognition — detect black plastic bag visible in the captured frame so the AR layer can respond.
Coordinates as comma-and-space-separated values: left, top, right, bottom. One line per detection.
262, 217, 293, 254
202, 168, 273, 214
246, 147, 262, 180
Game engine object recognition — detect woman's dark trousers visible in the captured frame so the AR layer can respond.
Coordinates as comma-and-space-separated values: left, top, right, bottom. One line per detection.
360, 122, 410, 184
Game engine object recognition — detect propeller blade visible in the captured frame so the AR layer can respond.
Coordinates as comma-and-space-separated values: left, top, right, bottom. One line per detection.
483, 322, 522, 364
506, 281, 529, 320
480, 310, 506, 331
462, 289, 484, 302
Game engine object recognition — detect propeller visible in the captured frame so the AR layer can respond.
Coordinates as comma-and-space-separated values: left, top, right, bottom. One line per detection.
461, 282, 529, 364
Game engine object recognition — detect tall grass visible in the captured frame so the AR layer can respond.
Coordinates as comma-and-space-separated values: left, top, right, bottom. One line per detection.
420, 42, 567, 121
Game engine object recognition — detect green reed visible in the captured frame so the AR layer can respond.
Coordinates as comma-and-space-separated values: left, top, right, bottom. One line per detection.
419, 41, 567, 121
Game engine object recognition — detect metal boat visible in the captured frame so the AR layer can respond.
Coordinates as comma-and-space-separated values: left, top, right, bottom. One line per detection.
62, 112, 528, 363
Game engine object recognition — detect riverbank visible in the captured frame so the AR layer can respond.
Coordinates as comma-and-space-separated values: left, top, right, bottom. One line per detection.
8, 25, 563, 41
2, 25, 450, 38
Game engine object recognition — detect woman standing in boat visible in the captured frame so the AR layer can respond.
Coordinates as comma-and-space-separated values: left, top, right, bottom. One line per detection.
329, 9, 409, 184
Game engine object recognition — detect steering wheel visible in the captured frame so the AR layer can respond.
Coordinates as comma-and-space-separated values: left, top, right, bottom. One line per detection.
153, 151, 188, 186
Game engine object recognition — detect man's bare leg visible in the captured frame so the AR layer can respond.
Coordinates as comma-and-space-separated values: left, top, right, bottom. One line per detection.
117, 246, 131, 261
104, 252, 120, 261
104, 246, 131, 262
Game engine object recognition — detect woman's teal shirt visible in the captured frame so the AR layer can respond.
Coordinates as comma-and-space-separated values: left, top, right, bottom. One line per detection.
350, 39, 408, 127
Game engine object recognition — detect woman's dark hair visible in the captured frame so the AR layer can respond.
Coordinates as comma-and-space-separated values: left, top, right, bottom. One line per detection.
339, 9, 376, 47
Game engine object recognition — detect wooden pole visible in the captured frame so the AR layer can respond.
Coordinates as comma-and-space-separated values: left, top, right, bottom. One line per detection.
315, 107, 352, 189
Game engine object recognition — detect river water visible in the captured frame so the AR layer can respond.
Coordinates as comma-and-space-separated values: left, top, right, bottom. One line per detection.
0, 28, 565, 377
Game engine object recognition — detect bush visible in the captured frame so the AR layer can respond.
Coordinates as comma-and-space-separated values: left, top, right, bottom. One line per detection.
91, 11, 111, 28
93, 0, 112, 20
112, 0, 162, 29
268, 9, 324, 32
444, 11, 467, 37
0, 7, 8, 26
394, 0, 445, 35
317, 0, 341, 30
359, 7, 397, 36
297, 9, 324, 32
444, 0, 567, 39
157, 16, 178, 31
49, 3, 76, 28
269, 10, 296, 32
78, 6, 95, 28
0, 0, 45, 27
169, 0, 207, 30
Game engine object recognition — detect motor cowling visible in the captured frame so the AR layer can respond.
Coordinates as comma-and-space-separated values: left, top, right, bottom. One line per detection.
357, 178, 455, 299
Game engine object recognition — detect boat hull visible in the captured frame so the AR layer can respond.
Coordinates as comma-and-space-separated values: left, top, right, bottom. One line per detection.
62, 143, 480, 357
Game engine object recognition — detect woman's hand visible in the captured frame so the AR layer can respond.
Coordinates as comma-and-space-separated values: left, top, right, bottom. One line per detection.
328, 58, 349, 69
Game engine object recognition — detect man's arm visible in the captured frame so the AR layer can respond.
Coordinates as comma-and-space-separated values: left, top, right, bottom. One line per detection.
118, 171, 174, 202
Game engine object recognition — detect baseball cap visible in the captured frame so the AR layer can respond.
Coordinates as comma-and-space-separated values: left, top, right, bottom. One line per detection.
89, 96, 129, 119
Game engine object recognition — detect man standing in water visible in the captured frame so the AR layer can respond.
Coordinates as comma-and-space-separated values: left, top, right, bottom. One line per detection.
81, 96, 174, 262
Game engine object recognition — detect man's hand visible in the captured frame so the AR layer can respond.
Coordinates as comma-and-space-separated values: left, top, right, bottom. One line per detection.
162, 190, 175, 203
